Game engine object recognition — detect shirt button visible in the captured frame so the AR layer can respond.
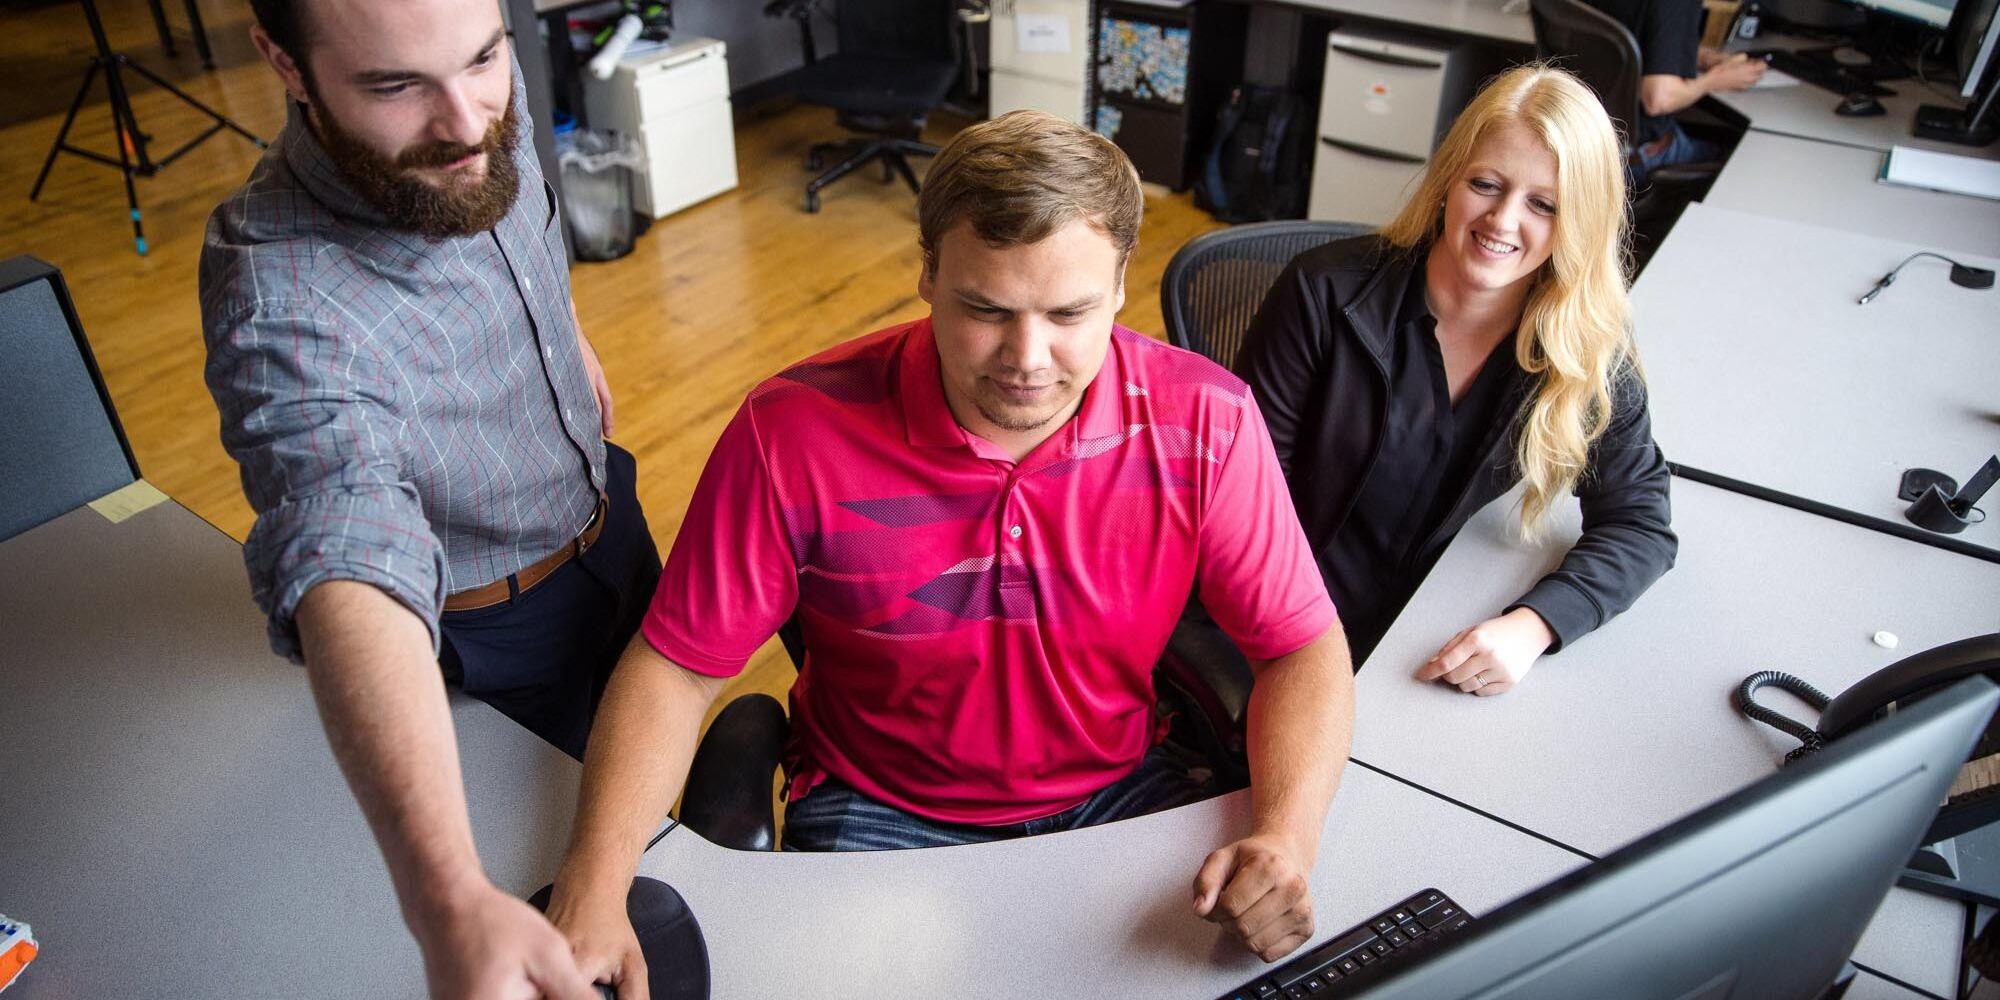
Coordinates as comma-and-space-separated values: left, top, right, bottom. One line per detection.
543, 345, 552, 360
524, 276, 534, 292
564, 407, 573, 421
1009, 525, 1023, 540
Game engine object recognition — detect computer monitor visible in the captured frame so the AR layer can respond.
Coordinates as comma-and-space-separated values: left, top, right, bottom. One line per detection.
1343, 676, 1998, 1000
1854, 0, 1959, 28
1948, 0, 2000, 98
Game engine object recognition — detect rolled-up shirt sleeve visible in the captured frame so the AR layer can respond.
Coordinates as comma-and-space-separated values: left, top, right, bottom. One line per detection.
204, 297, 445, 663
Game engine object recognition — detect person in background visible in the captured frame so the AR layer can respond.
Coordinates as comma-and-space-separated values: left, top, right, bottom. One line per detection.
1587, 0, 1765, 176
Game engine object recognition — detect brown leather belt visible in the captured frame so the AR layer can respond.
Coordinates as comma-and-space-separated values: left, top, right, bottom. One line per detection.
443, 494, 608, 613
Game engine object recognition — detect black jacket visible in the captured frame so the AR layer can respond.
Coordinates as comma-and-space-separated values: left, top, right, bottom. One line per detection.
1234, 234, 1677, 654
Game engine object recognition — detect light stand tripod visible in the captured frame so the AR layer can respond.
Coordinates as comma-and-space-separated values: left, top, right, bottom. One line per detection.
29, 0, 267, 256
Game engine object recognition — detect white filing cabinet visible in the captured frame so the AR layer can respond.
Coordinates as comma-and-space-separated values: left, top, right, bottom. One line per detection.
584, 36, 738, 219
988, 0, 1092, 124
1308, 29, 1476, 225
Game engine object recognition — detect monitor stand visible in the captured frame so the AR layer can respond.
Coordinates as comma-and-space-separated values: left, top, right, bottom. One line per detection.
1905, 824, 2000, 906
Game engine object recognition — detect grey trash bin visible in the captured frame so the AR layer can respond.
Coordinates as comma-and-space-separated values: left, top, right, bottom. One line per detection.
558, 129, 643, 262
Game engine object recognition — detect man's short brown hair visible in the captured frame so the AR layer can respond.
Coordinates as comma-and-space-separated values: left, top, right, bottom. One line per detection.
917, 110, 1144, 276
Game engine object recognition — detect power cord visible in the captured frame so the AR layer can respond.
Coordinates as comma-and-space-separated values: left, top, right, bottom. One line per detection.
1858, 251, 1998, 305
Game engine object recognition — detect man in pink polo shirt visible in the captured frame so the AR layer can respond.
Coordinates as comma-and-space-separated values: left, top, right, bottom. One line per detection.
545, 111, 1355, 995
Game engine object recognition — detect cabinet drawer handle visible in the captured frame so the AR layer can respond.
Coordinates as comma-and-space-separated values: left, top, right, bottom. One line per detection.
1320, 136, 1425, 164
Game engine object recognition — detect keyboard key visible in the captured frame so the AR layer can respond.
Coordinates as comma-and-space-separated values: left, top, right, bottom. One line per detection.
1370, 941, 1393, 957
1336, 957, 1361, 975
1417, 903, 1461, 929
1385, 929, 1410, 947
1354, 948, 1377, 966
1446, 915, 1472, 933
1302, 975, 1326, 994
1400, 920, 1425, 939
1256, 985, 1279, 998
1389, 908, 1412, 924
1370, 917, 1396, 935
1404, 889, 1445, 914
1284, 986, 1307, 1000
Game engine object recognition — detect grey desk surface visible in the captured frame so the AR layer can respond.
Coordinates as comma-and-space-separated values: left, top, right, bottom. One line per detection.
637, 764, 1588, 999
1, 498, 581, 999
1712, 74, 2000, 160
1351, 478, 2000, 996
1634, 202, 2000, 556
1271, 0, 1534, 45
1705, 129, 2000, 258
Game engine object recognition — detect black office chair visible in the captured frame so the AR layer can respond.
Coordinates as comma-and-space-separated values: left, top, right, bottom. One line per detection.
1161, 220, 1373, 371
1528, 0, 1729, 270
0, 255, 140, 543
677, 612, 1260, 851
766, 0, 962, 213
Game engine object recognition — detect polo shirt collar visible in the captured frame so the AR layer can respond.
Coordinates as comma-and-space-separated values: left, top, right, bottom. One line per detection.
899, 316, 1127, 461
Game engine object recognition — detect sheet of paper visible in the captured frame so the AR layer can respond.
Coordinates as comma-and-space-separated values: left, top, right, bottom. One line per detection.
1750, 69, 1800, 89
87, 479, 168, 524
1880, 145, 2000, 201
1016, 12, 1071, 55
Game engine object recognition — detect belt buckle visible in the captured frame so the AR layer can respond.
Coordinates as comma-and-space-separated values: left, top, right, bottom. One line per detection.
575, 494, 608, 555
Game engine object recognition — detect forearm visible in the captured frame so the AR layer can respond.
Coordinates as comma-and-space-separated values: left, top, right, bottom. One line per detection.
296, 581, 484, 931
1641, 73, 1707, 117
554, 638, 725, 902
1243, 627, 1354, 867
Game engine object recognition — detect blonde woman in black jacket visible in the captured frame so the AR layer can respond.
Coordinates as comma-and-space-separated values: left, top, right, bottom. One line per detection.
1235, 65, 1676, 693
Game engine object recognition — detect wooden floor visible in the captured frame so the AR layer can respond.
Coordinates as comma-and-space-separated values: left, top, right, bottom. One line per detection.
1, 0, 1225, 729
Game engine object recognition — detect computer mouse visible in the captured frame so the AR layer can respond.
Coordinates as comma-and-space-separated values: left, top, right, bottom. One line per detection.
1835, 92, 1886, 117
1831, 45, 1872, 67
528, 876, 711, 1000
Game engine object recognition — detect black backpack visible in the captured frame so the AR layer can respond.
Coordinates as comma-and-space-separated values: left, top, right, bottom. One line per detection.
1195, 84, 1311, 223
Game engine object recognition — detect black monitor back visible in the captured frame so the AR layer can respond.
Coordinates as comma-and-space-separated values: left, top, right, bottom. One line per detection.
1348, 675, 1998, 1000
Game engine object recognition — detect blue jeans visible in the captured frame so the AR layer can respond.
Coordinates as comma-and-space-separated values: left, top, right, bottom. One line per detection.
1634, 119, 1724, 183
781, 746, 1214, 852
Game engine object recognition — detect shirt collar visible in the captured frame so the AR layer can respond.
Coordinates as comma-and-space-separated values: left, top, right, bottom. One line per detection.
898, 316, 1128, 459
278, 100, 393, 228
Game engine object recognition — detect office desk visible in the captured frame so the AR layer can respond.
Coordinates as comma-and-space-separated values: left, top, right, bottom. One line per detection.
1634, 202, 2000, 558
637, 765, 1589, 999
1, 496, 581, 998
1704, 130, 2000, 257
1264, 0, 1534, 46
1712, 74, 2000, 161
1350, 479, 2000, 997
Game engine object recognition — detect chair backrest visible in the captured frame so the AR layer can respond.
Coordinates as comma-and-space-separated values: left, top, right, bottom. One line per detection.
1160, 220, 1373, 370
834, 0, 959, 63
0, 255, 139, 543
1529, 0, 1645, 152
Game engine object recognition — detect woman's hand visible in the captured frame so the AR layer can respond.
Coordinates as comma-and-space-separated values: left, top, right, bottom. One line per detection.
1414, 607, 1555, 697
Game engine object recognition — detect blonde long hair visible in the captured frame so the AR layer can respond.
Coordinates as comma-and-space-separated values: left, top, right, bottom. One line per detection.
1379, 64, 1637, 539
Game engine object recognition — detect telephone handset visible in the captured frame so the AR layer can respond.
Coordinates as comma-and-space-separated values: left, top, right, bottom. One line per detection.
1738, 633, 2000, 902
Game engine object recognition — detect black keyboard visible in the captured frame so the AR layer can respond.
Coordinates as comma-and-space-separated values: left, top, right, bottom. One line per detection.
1214, 888, 1474, 1000
1749, 48, 1894, 98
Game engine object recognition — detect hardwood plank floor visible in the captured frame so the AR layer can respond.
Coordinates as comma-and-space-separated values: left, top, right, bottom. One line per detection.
2, 0, 1225, 750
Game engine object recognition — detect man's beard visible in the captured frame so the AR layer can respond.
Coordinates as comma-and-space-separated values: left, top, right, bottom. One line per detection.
312, 94, 521, 241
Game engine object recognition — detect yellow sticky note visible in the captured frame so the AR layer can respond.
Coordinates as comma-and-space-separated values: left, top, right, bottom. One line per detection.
87, 479, 169, 524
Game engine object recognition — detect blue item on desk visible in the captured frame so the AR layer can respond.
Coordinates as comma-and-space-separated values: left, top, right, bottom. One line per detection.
528, 876, 709, 999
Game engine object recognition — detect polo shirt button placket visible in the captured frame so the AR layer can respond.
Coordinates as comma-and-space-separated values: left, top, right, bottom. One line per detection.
1009, 524, 1023, 540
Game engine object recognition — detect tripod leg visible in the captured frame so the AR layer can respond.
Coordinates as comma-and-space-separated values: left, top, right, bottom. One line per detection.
122, 58, 269, 148
182, 0, 214, 69
103, 57, 156, 173
31, 61, 100, 201
147, 0, 177, 57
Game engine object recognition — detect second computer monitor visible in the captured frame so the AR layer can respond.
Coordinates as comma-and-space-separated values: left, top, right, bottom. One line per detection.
1345, 676, 1998, 1000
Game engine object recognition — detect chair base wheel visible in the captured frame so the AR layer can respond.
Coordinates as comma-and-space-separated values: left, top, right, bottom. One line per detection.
804, 191, 820, 213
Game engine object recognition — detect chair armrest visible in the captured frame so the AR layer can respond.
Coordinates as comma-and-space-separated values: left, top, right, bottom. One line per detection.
678, 693, 788, 852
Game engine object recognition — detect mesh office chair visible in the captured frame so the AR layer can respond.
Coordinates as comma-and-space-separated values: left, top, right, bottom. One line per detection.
769, 0, 962, 213
1528, 0, 1727, 269
0, 255, 139, 543
1162, 220, 1373, 371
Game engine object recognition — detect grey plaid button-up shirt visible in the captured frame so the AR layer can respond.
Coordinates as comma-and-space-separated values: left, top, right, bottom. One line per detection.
199, 83, 605, 662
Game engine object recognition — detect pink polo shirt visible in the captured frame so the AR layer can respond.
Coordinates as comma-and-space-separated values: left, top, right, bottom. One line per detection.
642, 318, 1335, 825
